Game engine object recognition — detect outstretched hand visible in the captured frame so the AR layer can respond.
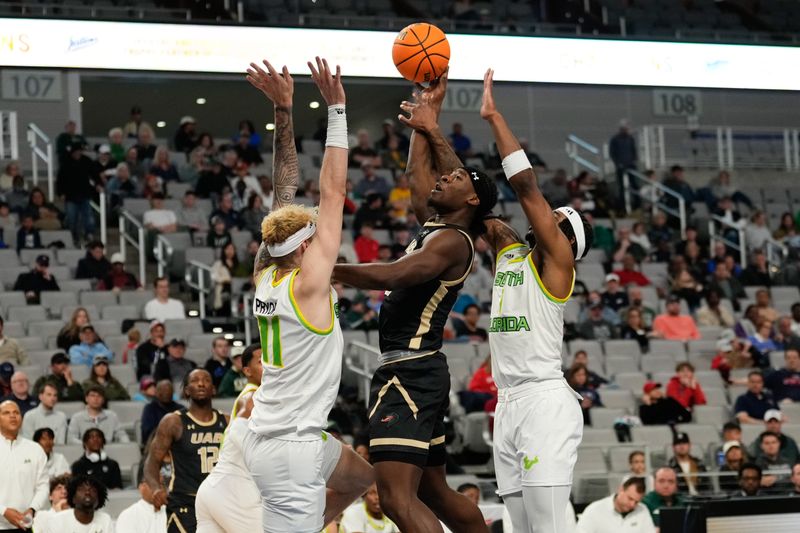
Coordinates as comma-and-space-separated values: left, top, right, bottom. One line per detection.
397, 69, 450, 133
480, 68, 498, 120
246, 59, 294, 108
308, 56, 345, 106
416, 68, 449, 109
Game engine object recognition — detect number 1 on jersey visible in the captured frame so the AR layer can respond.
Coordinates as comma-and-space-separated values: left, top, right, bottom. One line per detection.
257, 315, 283, 367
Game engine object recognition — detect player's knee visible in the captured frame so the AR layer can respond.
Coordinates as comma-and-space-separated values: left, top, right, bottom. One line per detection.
376, 483, 413, 519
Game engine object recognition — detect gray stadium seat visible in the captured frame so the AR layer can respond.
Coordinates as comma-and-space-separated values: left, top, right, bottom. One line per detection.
80, 291, 119, 308
443, 343, 479, 361
574, 447, 607, 473
93, 320, 122, 339
582, 428, 618, 445
0, 267, 28, 289
0, 292, 27, 314
569, 340, 603, 359
40, 291, 79, 317
230, 231, 252, 251
1, 320, 25, 337
20, 248, 55, 266
184, 348, 208, 366
17, 337, 45, 351
28, 350, 54, 368
7, 305, 47, 323
0, 249, 21, 266
695, 370, 725, 389
40, 230, 73, 247
604, 339, 642, 359
590, 407, 627, 428
693, 405, 730, 427
187, 333, 218, 349
102, 305, 139, 322
119, 291, 153, 312
641, 355, 676, 375
164, 319, 204, 340
688, 340, 719, 357
460, 412, 491, 454
614, 372, 647, 393
105, 490, 141, 518
703, 388, 728, 406
676, 424, 722, 448
632, 425, 673, 446
122, 199, 150, 218
769, 351, 786, 369
598, 390, 635, 411
110, 366, 136, 389
606, 356, 639, 377
56, 248, 86, 266
771, 285, 800, 301
649, 340, 686, 359
58, 279, 92, 293
609, 446, 647, 472
57, 402, 87, 420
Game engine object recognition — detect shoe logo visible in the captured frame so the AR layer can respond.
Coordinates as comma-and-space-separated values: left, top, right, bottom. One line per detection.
380, 412, 399, 427
523, 455, 539, 470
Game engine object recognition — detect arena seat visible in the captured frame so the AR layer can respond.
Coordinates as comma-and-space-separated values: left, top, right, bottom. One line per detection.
597, 390, 635, 411
81, 291, 120, 309
101, 305, 139, 322
164, 318, 204, 340
7, 305, 47, 323
631, 425, 673, 446
41, 291, 79, 317
0, 249, 21, 266
614, 372, 647, 393
648, 340, 687, 359
40, 230, 74, 247
0, 267, 28, 289
569, 339, 604, 359
57, 248, 87, 266
605, 356, 639, 377
688, 340, 719, 357
26, 320, 63, 339
676, 424, 722, 448
59, 279, 93, 293
582, 428, 618, 445
703, 388, 729, 406
603, 339, 642, 359
119, 291, 153, 313
693, 405, 731, 427
695, 370, 725, 389
1, 320, 25, 337
0, 292, 27, 314
589, 407, 628, 428
105, 490, 141, 516
62, 304, 99, 322
641, 355, 676, 375
17, 337, 45, 351
20, 249, 55, 266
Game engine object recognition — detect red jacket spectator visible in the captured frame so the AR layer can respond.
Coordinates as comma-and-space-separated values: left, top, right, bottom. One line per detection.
469, 364, 497, 396
666, 375, 706, 410
354, 235, 379, 263
614, 268, 651, 287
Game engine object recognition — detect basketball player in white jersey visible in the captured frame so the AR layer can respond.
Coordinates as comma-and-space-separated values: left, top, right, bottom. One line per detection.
241, 57, 373, 533
480, 69, 593, 532
195, 343, 263, 532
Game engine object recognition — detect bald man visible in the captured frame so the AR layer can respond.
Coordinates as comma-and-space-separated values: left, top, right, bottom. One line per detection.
641, 467, 685, 528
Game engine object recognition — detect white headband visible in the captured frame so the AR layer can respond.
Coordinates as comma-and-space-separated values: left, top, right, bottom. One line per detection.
266, 222, 316, 257
555, 206, 587, 260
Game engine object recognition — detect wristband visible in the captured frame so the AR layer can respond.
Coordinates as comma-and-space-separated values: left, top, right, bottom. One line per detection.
325, 105, 348, 149
501, 149, 532, 180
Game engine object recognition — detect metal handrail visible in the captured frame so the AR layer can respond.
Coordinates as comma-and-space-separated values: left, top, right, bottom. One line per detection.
118, 209, 146, 287
345, 340, 380, 408
27, 123, 54, 201
0, 111, 19, 160
565, 134, 604, 175
154, 234, 174, 279
184, 259, 214, 319
709, 214, 747, 267
765, 237, 789, 266
89, 191, 107, 246
624, 169, 687, 239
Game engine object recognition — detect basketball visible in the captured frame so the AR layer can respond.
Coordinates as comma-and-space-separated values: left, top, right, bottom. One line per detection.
392, 22, 450, 84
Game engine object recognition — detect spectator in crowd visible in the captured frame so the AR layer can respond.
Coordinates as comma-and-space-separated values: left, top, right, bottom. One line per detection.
461, 257, 493, 309
387, 174, 411, 222
648, 210, 674, 246
462, 356, 496, 413
773, 212, 797, 241
149, 146, 179, 183
141, 379, 182, 445
33, 205, 61, 231
628, 451, 647, 479
176, 189, 209, 235
132, 376, 155, 403
696, 288, 736, 327
206, 215, 233, 251
601, 273, 629, 312
106, 162, 140, 207
620, 287, 656, 327
0, 316, 28, 365
153, 338, 196, 389
33, 353, 84, 402
749, 410, 800, 464
143, 192, 178, 237
204, 337, 231, 389
567, 363, 602, 425
667, 362, 706, 411
340, 483, 400, 533
576, 477, 654, 533
540, 168, 570, 207
668, 432, 710, 495
22, 382, 68, 443
612, 227, 646, 264
452, 304, 488, 342
233, 131, 263, 165
15, 213, 42, 253
354, 162, 391, 200
241, 192, 269, 240
735, 304, 760, 339
719, 441, 745, 492
107, 126, 126, 162
123, 105, 150, 138
217, 349, 247, 398
134, 124, 157, 163
354, 223, 380, 263
630, 222, 653, 256
56, 143, 98, 243
67, 385, 129, 444
353, 193, 392, 235
43, 474, 114, 533
143, 277, 186, 322
754, 431, 794, 491
57, 307, 91, 351
756, 289, 780, 323
790, 463, 800, 496
0, 160, 21, 192
209, 192, 242, 231
348, 129, 380, 169
55, 120, 87, 163
5, 175, 29, 213
92, 145, 116, 185
68, 326, 113, 368
708, 262, 746, 311
734, 463, 763, 497
642, 467, 684, 529
173, 115, 197, 153
82, 356, 129, 402
2, 371, 37, 415
24, 185, 60, 223
791, 304, 800, 336
0, 400, 49, 531
741, 250, 772, 287
766, 348, 800, 403
96, 252, 139, 291
456, 482, 480, 507
75, 241, 111, 282
639, 381, 691, 425
748, 319, 779, 362
577, 295, 618, 341
668, 257, 704, 312
652, 295, 701, 341
230, 162, 266, 211
734, 370, 778, 424
33, 427, 70, 478
620, 307, 651, 352
613, 253, 652, 287
0, 362, 11, 397
115, 463, 167, 533
571, 351, 608, 389
210, 242, 248, 316
32, 473, 70, 531
744, 211, 772, 252
449, 122, 473, 160
377, 118, 409, 152
775, 318, 800, 351
711, 338, 754, 384
609, 120, 637, 207
135, 321, 168, 380
663, 165, 695, 214
13, 253, 60, 304
123, 146, 145, 180
195, 158, 228, 199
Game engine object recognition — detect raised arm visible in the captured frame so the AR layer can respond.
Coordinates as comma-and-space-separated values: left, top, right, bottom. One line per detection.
482, 217, 522, 257
480, 69, 574, 270
295, 58, 347, 316
143, 413, 181, 511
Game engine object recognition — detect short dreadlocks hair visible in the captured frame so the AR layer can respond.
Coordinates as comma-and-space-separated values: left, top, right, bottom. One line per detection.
67, 474, 108, 510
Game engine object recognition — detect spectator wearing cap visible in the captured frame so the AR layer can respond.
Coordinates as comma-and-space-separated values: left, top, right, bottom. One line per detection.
13, 253, 60, 304
696, 289, 736, 328
639, 381, 691, 425
766, 347, 800, 403
33, 427, 70, 478
601, 273, 629, 312
67, 326, 113, 368
153, 338, 196, 389
666, 362, 706, 411
96, 253, 139, 291
75, 240, 112, 282
575, 477, 654, 533
2, 371, 38, 416
217, 347, 247, 398
0, 399, 49, 531
67, 385, 129, 445
32, 353, 84, 402
82, 356, 129, 402
92, 144, 116, 185
577, 294, 618, 341
176, 190, 210, 234
174, 115, 198, 153
21, 382, 69, 443
0, 316, 29, 366
132, 377, 156, 403
613, 253, 652, 287
204, 337, 231, 389
734, 370, 778, 424
753, 431, 794, 492
16, 213, 42, 253
140, 379, 182, 444
734, 463, 763, 497
135, 320, 168, 380
668, 432, 710, 495
652, 295, 700, 341
748, 410, 800, 464
718, 441, 746, 492
70, 427, 123, 490
143, 277, 186, 323
206, 214, 233, 251
123, 105, 150, 138
711, 337, 754, 384
56, 141, 98, 244
641, 467, 684, 529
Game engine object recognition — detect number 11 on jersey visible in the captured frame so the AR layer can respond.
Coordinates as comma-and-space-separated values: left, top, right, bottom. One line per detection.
257, 315, 283, 367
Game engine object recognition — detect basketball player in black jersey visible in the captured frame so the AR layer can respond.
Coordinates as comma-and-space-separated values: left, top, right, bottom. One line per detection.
332, 72, 497, 533
144, 369, 227, 533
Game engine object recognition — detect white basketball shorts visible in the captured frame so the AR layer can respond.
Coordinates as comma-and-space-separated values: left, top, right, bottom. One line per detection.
195, 473, 261, 533
493, 379, 583, 496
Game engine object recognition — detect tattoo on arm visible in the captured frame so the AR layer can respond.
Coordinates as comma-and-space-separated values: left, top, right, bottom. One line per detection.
144, 415, 179, 491
427, 127, 463, 176
272, 105, 299, 210
253, 241, 272, 278
484, 218, 522, 255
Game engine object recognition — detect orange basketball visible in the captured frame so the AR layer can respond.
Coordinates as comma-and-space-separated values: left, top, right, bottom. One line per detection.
392, 22, 450, 84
